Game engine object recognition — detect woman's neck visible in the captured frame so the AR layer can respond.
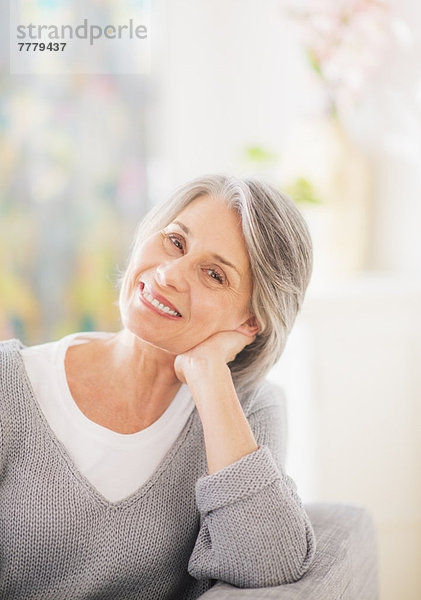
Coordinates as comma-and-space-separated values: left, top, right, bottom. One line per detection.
64, 329, 182, 434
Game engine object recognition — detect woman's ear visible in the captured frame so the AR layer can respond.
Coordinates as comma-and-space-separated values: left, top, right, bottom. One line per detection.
235, 315, 260, 337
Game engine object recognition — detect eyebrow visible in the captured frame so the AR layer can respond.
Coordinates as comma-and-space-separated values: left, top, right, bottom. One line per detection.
173, 220, 241, 276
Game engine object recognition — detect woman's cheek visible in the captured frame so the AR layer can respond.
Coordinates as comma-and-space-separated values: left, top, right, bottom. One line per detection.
195, 302, 234, 335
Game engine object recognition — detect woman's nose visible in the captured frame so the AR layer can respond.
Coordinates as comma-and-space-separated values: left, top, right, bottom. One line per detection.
155, 258, 189, 292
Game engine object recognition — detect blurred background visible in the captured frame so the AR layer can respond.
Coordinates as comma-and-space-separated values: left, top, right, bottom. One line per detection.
1, 1, 420, 598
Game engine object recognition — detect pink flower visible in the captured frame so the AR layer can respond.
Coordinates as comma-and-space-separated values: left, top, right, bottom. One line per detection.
282, 0, 402, 114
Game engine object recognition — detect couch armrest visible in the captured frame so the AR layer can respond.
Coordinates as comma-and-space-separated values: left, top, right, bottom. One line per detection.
198, 504, 378, 600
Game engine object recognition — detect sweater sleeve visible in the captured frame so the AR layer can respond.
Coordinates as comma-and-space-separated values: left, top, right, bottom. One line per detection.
187, 385, 316, 588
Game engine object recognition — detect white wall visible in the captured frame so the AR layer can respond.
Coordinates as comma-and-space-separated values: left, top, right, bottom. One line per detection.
149, 0, 313, 195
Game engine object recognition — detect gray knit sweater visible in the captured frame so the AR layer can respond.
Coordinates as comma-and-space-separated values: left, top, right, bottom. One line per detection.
0, 339, 316, 600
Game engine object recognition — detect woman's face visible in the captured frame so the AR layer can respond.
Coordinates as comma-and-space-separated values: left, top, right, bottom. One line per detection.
121, 195, 255, 355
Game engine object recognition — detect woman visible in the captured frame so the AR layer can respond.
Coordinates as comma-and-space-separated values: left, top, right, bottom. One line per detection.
0, 175, 315, 599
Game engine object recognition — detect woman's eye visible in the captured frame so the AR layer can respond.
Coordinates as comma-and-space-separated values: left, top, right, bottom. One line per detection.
162, 232, 184, 252
169, 235, 183, 250
206, 269, 225, 284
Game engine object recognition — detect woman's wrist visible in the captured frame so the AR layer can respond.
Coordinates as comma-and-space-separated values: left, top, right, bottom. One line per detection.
181, 353, 230, 389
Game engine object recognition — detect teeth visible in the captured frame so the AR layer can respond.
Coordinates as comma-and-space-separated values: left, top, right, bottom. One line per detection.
142, 290, 180, 317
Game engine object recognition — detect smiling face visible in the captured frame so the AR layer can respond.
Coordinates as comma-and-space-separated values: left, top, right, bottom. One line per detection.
120, 195, 256, 355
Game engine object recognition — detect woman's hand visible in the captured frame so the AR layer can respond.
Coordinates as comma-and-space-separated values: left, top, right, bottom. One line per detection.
173, 330, 255, 385
173, 331, 258, 474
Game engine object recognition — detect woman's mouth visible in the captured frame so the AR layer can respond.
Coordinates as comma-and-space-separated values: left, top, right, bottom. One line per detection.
138, 282, 182, 318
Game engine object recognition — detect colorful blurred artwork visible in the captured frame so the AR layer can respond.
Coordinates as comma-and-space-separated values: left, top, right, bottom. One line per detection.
1, 4, 152, 344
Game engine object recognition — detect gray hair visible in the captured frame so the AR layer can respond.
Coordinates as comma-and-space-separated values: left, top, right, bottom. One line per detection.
120, 175, 313, 392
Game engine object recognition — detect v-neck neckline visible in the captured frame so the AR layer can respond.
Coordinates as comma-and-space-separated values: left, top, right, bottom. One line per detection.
13, 340, 200, 511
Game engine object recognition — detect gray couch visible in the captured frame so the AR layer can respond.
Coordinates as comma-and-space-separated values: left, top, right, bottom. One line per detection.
199, 503, 378, 599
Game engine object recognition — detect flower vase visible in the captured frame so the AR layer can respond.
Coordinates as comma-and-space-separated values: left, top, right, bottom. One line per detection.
280, 115, 371, 282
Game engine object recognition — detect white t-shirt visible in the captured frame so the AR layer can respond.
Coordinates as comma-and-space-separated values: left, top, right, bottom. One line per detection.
20, 332, 195, 503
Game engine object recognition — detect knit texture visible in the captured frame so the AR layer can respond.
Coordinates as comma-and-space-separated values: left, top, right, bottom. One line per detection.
0, 339, 316, 600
